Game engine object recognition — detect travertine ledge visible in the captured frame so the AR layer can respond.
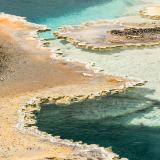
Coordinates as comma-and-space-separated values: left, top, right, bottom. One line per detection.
54, 20, 160, 51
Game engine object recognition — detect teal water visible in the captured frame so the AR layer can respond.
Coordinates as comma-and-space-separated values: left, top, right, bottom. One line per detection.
0, 0, 143, 39
36, 92, 160, 160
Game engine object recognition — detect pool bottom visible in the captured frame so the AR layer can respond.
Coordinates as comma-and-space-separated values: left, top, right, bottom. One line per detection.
36, 94, 160, 160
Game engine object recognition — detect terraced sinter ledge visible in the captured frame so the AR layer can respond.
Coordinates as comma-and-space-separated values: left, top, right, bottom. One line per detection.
54, 20, 160, 51
140, 6, 160, 20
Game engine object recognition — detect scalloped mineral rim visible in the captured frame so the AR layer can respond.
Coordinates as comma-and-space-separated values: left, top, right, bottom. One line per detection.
140, 6, 160, 20
54, 20, 160, 51
17, 79, 144, 160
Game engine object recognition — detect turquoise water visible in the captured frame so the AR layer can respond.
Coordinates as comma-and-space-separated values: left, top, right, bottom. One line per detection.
36, 93, 160, 160
0, 0, 142, 39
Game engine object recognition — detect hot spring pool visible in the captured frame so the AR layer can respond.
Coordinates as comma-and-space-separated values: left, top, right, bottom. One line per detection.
35, 93, 160, 160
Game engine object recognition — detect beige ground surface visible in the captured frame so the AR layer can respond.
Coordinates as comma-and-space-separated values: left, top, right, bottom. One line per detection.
140, 6, 160, 19
0, 14, 140, 160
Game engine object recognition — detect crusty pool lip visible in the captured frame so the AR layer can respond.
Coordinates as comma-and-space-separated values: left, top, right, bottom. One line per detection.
16, 80, 145, 160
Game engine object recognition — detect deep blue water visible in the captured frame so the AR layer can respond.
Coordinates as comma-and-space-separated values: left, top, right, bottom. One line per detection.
36, 93, 160, 160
